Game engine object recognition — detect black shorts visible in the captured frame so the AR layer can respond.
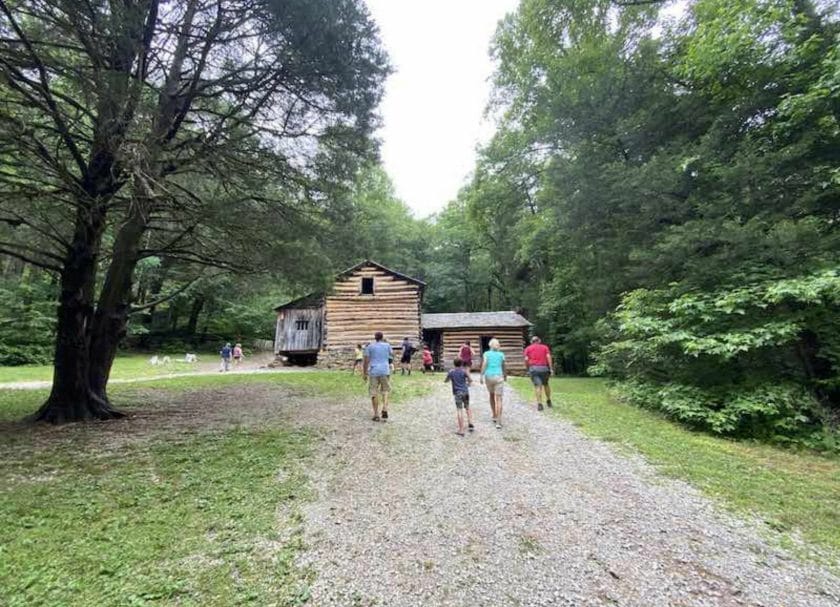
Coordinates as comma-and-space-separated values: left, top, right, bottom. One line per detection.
401, 353, 412, 364
454, 392, 470, 409
529, 366, 551, 386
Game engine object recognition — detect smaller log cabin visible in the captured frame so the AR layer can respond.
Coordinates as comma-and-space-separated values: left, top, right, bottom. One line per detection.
421, 311, 532, 375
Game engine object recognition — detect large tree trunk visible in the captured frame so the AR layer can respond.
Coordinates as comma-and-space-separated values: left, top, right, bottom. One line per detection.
89, 200, 149, 401
32, 217, 124, 423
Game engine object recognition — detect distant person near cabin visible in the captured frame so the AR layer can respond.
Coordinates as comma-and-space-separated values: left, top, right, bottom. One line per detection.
233, 343, 244, 367
400, 336, 415, 375
445, 358, 474, 436
364, 332, 393, 422
524, 336, 553, 411
459, 340, 475, 371
352, 343, 364, 375
421, 344, 434, 373
219, 343, 233, 372
480, 338, 506, 429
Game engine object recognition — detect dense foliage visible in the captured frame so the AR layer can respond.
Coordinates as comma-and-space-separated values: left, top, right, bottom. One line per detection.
433, 0, 840, 446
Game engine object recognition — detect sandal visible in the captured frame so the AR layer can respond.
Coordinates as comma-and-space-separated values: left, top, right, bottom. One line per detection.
372, 416, 380, 422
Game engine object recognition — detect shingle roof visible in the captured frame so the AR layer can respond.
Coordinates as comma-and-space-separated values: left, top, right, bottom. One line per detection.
421, 311, 532, 330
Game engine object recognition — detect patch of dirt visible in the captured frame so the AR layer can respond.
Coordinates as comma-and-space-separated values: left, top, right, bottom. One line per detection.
0, 382, 317, 459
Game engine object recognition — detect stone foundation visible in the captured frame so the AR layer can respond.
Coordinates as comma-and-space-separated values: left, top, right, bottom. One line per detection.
315, 348, 357, 371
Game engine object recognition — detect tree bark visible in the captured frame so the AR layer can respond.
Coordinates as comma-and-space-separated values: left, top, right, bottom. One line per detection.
88, 205, 147, 402
32, 210, 124, 423
187, 295, 205, 336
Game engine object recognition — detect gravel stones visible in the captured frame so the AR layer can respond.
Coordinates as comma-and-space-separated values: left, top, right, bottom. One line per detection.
294, 379, 840, 606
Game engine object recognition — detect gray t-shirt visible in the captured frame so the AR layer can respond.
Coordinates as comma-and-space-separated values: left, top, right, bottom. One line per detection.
445, 368, 470, 395
365, 341, 392, 376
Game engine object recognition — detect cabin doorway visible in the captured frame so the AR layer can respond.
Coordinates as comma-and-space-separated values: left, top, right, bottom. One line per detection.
480, 335, 493, 354
422, 329, 443, 369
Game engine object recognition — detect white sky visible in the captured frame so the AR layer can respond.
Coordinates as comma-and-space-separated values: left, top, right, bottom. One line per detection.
364, 0, 521, 217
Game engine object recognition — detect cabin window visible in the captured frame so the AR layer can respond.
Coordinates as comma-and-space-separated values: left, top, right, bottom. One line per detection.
361, 277, 375, 295
295, 319, 310, 331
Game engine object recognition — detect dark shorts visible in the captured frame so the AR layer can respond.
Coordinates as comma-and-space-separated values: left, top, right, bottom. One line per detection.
453, 392, 470, 409
401, 352, 412, 363
529, 366, 551, 386
461, 359, 472, 370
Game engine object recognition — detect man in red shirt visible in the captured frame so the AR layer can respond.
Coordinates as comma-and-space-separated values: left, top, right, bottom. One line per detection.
523, 336, 553, 411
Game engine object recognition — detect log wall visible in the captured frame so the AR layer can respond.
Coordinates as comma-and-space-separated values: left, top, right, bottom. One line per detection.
440, 328, 528, 375
324, 264, 422, 352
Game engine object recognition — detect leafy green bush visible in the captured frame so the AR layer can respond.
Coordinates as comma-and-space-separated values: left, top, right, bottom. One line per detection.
0, 276, 57, 365
592, 268, 840, 448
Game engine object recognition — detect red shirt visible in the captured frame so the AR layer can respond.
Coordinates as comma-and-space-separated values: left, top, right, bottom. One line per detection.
523, 343, 551, 367
458, 345, 473, 362
422, 349, 433, 364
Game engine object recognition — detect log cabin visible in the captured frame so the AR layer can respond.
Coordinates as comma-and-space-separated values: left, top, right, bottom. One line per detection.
274, 260, 532, 373
274, 261, 424, 366
421, 311, 532, 374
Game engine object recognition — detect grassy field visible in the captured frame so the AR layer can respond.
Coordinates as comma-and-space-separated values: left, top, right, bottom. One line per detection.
0, 371, 434, 606
510, 377, 840, 558
0, 353, 213, 384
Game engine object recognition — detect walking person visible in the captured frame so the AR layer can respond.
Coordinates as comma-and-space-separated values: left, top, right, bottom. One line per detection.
445, 358, 474, 436
352, 343, 364, 375
233, 343, 244, 367
524, 336, 553, 411
400, 336, 415, 375
459, 340, 475, 372
363, 332, 393, 422
480, 338, 507, 429
421, 343, 434, 373
219, 342, 233, 372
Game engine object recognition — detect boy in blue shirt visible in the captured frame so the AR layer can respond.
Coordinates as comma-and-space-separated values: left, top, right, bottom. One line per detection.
445, 358, 474, 436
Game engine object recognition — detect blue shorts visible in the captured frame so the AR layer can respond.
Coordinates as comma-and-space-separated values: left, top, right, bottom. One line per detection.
529, 366, 550, 386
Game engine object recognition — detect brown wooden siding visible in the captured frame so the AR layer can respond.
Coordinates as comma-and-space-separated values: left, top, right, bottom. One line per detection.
275, 307, 323, 353
324, 264, 422, 351
440, 327, 528, 374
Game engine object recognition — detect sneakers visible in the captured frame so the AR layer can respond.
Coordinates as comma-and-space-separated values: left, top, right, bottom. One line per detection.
372, 416, 380, 422
468, 423, 475, 432
381, 410, 389, 420
538, 403, 544, 412
547, 400, 553, 408
455, 431, 465, 437
495, 422, 502, 430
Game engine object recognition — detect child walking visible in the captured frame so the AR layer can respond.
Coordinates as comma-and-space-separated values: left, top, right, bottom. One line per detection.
421, 344, 434, 373
445, 358, 474, 436
352, 343, 364, 374
233, 343, 244, 367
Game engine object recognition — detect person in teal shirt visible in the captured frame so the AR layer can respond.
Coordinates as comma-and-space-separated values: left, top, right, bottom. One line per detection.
480, 338, 507, 429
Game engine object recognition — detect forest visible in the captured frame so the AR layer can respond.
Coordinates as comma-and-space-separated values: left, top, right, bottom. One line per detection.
0, 0, 837, 445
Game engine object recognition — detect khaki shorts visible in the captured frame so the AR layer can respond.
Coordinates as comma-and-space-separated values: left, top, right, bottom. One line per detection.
368, 374, 391, 396
484, 375, 505, 395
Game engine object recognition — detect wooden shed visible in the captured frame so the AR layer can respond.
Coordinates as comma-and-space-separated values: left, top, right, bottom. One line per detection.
421, 311, 532, 375
275, 260, 425, 365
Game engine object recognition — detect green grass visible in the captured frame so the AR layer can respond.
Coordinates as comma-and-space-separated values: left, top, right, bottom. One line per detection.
0, 371, 435, 606
510, 377, 840, 558
0, 353, 213, 384
0, 428, 312, 606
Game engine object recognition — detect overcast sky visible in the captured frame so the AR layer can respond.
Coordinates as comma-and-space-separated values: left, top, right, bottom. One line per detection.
364, 0, 521, 218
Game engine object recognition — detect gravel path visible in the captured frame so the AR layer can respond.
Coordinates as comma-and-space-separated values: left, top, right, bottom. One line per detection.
295, 377, 840, 607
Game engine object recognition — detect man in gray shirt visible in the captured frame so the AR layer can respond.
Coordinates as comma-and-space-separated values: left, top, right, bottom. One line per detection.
364, 331, 393, 422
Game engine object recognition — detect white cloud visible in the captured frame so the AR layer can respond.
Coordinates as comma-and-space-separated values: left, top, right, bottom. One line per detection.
365, 0, 520, 217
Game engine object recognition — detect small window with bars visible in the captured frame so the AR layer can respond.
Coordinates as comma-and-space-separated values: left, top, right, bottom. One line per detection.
295, 319, 310, 331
